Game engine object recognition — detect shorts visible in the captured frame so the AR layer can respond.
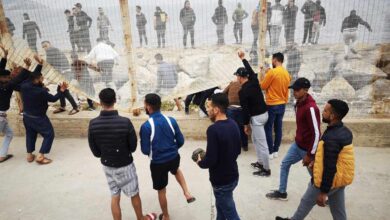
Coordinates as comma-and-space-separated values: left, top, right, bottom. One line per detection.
150, 155, 180, 190
103, 163, 139, 197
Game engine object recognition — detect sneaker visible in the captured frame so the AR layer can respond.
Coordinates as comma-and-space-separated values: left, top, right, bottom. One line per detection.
253, 169, 271, 177
276, 217, 290, 220
269, 154, 274, 160
88, 107, 95, 111
266, 190, 288, 201
273, 152, 279, 158
250, 162, 263, 170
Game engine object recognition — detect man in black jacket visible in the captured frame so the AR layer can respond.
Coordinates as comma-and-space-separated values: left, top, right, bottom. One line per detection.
283, 0, 298, 44
236, 51, 270, 177
136, 6, 148, 47
88, 88, 157, 220
180, 0, 196, 48
212, 0, 228, 45
64, 9, 80, 52
276, 99, 353, 220
74, 3, 92, 52
0, 45, 34, 163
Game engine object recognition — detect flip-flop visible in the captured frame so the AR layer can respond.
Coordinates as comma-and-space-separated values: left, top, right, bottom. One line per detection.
187, 197, 196, 203
36, 157, 52, 165
68, 109, 80, 115
53, 108, 66, 114
146, 213, 157, 220
27, 154, 36, 163
0, 154, 13, 163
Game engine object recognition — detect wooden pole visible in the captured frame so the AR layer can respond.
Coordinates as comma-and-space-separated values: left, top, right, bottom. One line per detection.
0, 0, 11, 44
119, 0, 137, 109
258, 0, 268, 81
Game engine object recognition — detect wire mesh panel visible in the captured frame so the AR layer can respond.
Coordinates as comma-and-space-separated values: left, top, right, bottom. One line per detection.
1, 0, 389, 115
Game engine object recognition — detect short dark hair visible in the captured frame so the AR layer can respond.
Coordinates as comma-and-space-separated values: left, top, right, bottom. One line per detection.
328, 99, 349, 120
154, 53, 163, 61
99, 88, 116, 106
145, 93, 161, 111
210, 93, 229, 113
272, 52, 284, 63
64, 9, 71, 14
96, 37, 104, 42
136, 5, 141, 10
41, 40, 50, 45
30, 72, 42, 81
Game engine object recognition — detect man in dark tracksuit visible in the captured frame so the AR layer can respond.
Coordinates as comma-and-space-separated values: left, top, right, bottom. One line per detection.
136, 6, 148, 47
276, 99, 353, 220
154, 7, 168, 48
283, 0, 298, 44
22, 13, 41, 53
212, 0, 228, 45
0, 46, 33, 163
64, 9, 80, 52
232, 3, 249, 44
301, 0, 317, 45
74, 3, 92, 52
180, 0, 196, 48
20, 56, 68, 165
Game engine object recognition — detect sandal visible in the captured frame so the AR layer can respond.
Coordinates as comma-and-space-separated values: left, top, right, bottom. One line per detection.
146, 213, 157, 220
36, 157, 52, 165
159, 214, 163, 220
0, 154, 13, 163
68, 109, 80, 115
186, 197, 196, 203
53, 108, 66, 114
27, 154, 36, 163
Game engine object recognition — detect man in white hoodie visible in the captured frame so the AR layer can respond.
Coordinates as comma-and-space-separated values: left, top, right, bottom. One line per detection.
269, 0, 284, 53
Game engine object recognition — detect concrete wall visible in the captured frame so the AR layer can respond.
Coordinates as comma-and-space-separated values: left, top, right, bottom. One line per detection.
5, 113, 390, 148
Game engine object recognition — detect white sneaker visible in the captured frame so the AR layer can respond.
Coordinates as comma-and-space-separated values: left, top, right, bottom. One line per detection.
269, 154, 274, 160
273, 152, 279, 158
198, 110, 208, 118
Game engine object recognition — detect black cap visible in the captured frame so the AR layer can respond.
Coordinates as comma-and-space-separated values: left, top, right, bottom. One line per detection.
289, 77, 311, 90
75, 3, 82, 8
234, 67, 249, 77
0, 69, 11, 76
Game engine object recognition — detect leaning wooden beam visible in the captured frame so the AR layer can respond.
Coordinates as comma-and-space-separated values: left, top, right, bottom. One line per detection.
258, 0, 268, 81
119, 0, 137, 110
0, 0, 11, 45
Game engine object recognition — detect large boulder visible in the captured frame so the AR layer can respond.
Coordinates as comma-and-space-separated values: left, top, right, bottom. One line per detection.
372, 79, 390, 100
178, 54, 210, 78
334, 60, 387, 90
136, 66, 157, 95
320, 76, 356, 100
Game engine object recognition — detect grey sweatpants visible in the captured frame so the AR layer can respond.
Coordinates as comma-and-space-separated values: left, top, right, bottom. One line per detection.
292, 182, 346, 220
250, 112, 270, 170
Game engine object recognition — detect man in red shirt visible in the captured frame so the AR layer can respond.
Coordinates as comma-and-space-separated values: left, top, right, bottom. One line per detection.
266, 78, 321, 201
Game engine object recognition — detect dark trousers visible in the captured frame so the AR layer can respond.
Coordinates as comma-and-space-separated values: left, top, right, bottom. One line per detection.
302, 20, 314, 44
156, 29, 166, 48
183, 26, 195, 47
285, 26, 296, 44
265, 104, 286, 154
27, 35, 38, 53
234, 23, 243, 43
213, 180, 240, 220
227, 107, 248, 148
251, 25, 259, 48
216, 24, 225, 45
57, 86, 78, 109
138, 28, 148, 46
23, 115, 54, 154
87, 99, 94, 108
184, 92, 202, 112
97, 60, 115, 86
77, 29, 92, 52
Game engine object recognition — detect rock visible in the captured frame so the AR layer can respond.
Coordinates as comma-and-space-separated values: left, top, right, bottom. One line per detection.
208, 53, 240, 83
174, 71, 195, 93
320, 76, 356, 100
334, 60, 387, 90
355, 85, 373, 101
136, 66, 157, 95
382, 63, 390, 75
298, 64, 316, 82
178, 54, 210, 78
372, 79, 390, 100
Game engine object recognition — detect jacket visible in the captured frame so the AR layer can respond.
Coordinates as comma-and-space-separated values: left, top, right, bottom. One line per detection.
136, 13, 147, 29
294, 94, 321, 156
260, 66, 291, 106
140, 112, 184, 164
46, 47, 70, 72
239, 59, 267, 125
301, 1, 317, 21
88, 110, 137, 168
180, 8, 196, 27
341, 15, 371, 32
212, 6, 228, 25
313, 122, 354, 193
75, 11, 92, 30
283, 5, 298, 29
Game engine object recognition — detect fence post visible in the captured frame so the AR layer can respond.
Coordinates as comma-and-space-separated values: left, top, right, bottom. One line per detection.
258, 0, 268, 81
119, 0, 137, 110
0, 0, 11, 44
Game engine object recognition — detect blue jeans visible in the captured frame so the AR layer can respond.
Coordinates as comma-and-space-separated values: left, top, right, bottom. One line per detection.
279, 142, 307, 193
213, 180, 240, 220
226, 108, 248, 147
0, 117, 13, 157
265, 104, 286, 154
23, 114, 55, 154
292, 183, 346, 220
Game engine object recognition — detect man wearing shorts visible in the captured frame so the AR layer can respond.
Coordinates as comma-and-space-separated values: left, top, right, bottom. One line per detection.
140, 93, 195, 220
88, 88, 156, 220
